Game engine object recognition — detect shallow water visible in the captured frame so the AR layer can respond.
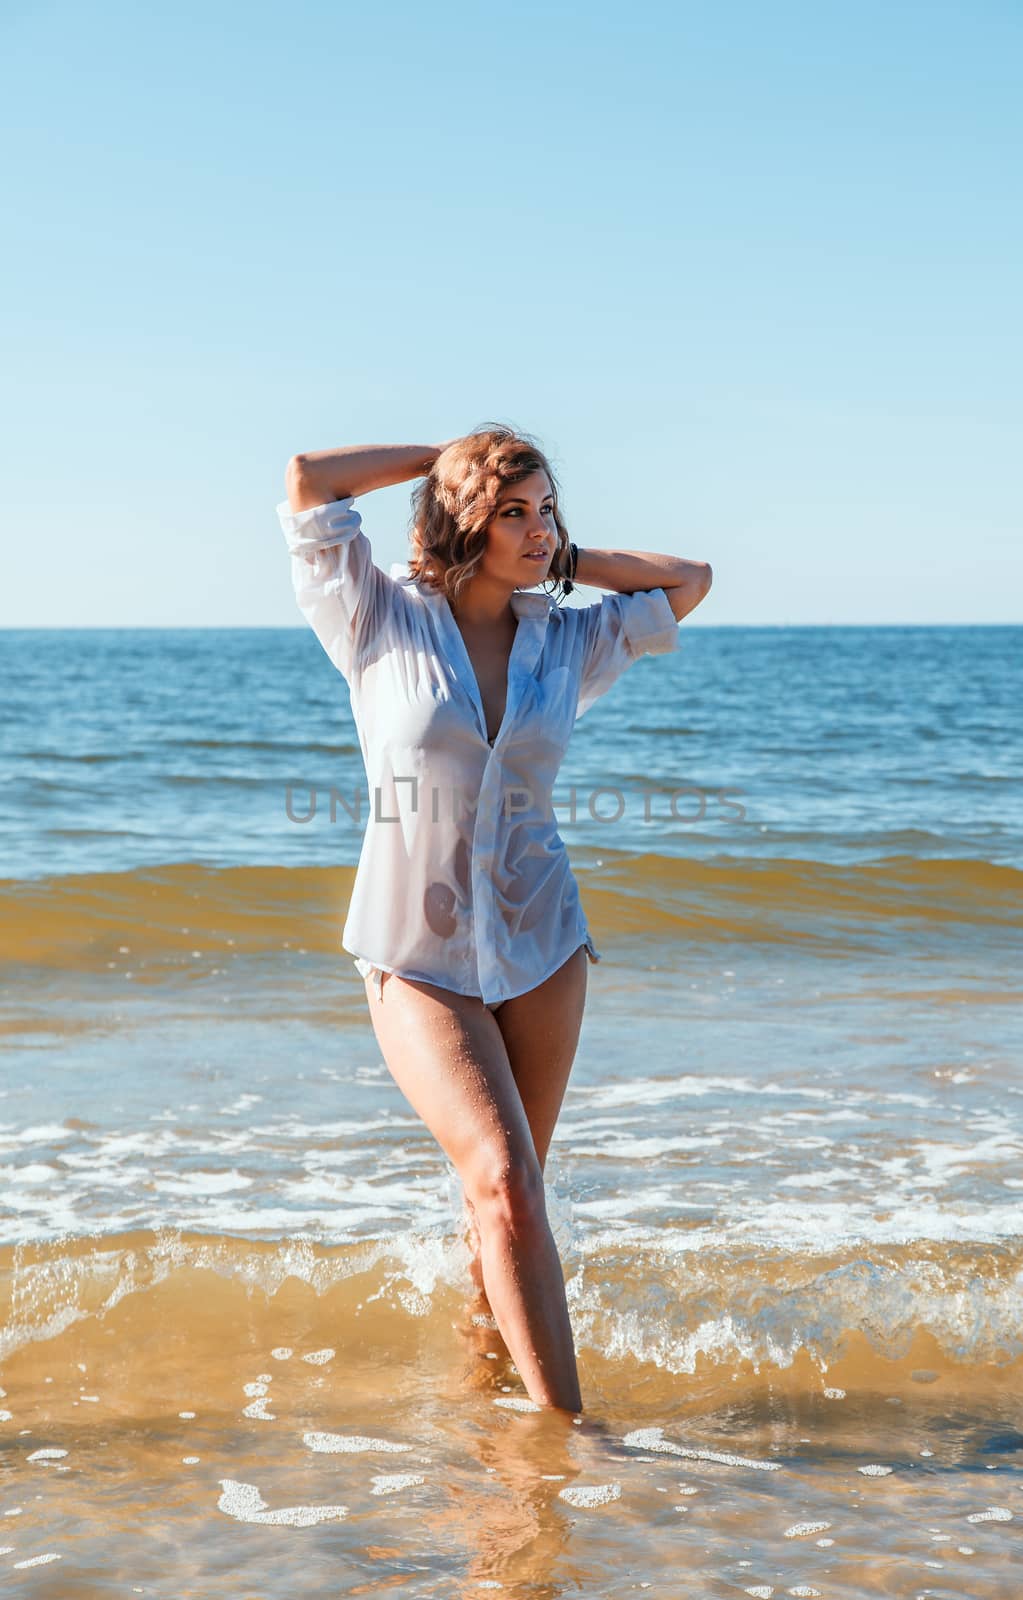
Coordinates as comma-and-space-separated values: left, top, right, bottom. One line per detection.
1, 625, 1021, 1595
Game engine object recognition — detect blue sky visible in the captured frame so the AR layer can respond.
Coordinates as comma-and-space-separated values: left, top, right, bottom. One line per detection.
2, 0, 1019, 626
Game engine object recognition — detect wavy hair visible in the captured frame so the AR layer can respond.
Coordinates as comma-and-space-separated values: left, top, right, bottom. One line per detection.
407, 424, 573, 608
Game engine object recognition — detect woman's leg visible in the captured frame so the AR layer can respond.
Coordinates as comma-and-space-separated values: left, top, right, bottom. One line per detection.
463, 944, 589, 1305
361, 965, 584, 1413
499, 942, 589, 1169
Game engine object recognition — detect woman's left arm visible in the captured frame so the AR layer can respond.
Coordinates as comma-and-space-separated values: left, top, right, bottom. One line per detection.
573, 548, 713, 622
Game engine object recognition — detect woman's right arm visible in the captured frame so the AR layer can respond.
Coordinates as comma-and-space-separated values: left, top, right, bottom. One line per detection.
285, 443, 450, 512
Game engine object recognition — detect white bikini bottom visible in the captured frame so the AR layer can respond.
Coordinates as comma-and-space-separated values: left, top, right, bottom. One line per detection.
353, 936, 601, 1009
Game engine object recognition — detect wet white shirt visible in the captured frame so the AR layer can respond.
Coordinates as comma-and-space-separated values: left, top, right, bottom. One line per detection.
278, 494, 682, 1005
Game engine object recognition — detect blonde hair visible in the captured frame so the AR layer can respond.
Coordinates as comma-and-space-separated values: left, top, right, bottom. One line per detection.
408, 423, 572, 607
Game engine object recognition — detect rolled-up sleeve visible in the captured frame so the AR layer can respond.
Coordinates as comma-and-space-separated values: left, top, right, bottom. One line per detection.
277, 496, 402, 683
575, 587, 681, 719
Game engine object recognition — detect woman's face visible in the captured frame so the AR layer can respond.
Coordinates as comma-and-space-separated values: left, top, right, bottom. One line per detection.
483, 469, 558, 588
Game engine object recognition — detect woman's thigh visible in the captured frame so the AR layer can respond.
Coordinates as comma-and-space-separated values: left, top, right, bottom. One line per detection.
494, 943, 589, 1172
361, 945, 589, 1177
360, 972, 539, 1186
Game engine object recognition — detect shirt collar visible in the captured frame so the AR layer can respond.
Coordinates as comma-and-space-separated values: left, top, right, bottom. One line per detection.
389, 563, 553, 743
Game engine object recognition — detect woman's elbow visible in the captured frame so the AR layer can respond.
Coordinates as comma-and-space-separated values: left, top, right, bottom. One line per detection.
664, 563, 713, 622
684, 560, 714, 606
285, 455, 328, 514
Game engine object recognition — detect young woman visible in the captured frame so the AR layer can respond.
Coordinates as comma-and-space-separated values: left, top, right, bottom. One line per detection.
278, 426, 712, 1413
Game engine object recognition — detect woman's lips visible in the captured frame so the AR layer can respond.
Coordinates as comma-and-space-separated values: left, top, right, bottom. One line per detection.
522, 550, 549, 561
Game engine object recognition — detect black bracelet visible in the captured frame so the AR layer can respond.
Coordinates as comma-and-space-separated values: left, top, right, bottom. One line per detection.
562, 541, 578, 594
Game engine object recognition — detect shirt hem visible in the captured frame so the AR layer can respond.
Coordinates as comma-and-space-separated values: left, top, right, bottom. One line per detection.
347, 931, 602, 1008
479, 931, 602, 1004
348, 950, 486, 1003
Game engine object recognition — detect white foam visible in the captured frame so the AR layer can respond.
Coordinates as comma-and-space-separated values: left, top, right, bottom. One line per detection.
242, 1398, 276, 1421
271, 1347, 293, 1360
858, 1464, 894, 1477
778, 1168, 858, 1189
723, 1197, 1023, 1249
784, 1521, 831, 1538
300, 1348, 335, 1365
7, 1124, 73, 1146
558, 1482, 622, 1507
577, 1075, 760, 1108
153, 1170, 253, 1195
1, 1162, 61, 1185
26, 1448, 67, 1462
573, 1186, 700, 1219
622, 1427, 780, 1472
303, 1147, 366, 1168
370, 1473, 426, 1494
303, 1432, 412, 1454
966, 1506, 1012, 1523
217, 1478, 348, 1526
493, 1397, 544, 1413
12, 1553, 62, 1569
571, 1136, 723, 1159
259, 1115, 420, 1139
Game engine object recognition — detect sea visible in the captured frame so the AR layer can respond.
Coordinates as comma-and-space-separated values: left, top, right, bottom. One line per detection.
1, 622, 1021, 1598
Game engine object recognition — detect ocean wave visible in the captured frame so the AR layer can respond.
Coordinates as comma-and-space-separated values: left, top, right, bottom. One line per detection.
2, 1229, 1020, 1405
2, 854, 1019, 971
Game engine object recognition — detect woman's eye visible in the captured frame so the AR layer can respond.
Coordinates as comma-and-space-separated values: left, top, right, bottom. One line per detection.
506, 506, 554, 516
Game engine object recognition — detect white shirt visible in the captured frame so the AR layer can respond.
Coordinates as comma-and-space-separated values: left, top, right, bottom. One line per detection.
278, 494, 682, 1005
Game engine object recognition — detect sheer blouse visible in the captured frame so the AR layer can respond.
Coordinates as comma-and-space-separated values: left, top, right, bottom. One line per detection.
278, 495, 682, 1005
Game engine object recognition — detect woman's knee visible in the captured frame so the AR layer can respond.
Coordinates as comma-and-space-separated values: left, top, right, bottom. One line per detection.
463, 1147, 547, 1234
